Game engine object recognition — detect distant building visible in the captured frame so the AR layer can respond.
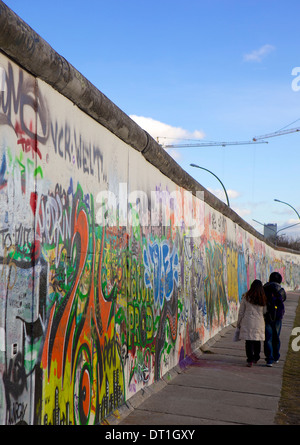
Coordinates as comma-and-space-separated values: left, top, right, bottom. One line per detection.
264, 223, 277, 240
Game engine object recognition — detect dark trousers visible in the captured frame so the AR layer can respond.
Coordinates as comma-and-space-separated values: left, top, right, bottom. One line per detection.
245, 340, 261, 363
264, 320, 282, 364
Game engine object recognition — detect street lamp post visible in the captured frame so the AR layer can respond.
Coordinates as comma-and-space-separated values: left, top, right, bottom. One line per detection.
252, 219, 300, 245
274, 199, 300, 219
190, 163, 230, 207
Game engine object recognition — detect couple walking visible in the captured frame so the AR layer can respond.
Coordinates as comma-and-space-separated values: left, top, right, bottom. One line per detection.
236, 272, 286, 367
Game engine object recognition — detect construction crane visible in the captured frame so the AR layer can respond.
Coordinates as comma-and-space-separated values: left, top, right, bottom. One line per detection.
253, 126, 300, 141
157, 138, 268, 149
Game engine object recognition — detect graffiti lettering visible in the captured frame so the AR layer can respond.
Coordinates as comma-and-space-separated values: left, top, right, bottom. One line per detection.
50, 121, 104, 182
1, 51, 299, 427
144, 240, 179, 307
0, 63, 48, 146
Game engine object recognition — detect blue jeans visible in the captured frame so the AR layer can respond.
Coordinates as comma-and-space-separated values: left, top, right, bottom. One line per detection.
264, 320, 282, 363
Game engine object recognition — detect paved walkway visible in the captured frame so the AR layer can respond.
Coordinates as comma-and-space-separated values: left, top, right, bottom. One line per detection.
111, 291, 299, 426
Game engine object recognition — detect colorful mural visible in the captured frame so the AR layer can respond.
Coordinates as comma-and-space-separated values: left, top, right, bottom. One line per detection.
0, 54, 300, 426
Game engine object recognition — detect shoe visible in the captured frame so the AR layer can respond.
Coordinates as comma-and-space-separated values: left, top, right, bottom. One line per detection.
247, 362, 253, 367
266, 362, 273, 367
274, 360, 279, 364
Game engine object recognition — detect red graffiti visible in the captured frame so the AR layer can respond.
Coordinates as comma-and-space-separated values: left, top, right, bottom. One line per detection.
15, 121, 42, 160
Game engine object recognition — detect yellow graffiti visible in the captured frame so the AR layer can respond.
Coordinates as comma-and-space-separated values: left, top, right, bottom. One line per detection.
227, 247, 238, 302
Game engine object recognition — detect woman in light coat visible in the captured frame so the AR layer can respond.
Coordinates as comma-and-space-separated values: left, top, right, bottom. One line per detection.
237, 279, 267, 367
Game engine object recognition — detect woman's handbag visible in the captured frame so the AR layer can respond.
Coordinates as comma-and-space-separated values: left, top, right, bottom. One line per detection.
233, 327, 241, 342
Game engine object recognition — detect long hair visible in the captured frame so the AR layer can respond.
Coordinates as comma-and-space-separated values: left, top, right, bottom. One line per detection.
245, 279, 267, 306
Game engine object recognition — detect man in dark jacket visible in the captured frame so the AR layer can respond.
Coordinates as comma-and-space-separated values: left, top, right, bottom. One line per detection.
263, 272, 287, 367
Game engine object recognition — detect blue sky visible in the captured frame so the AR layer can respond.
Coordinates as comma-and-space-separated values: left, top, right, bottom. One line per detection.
3, 0, 300, 238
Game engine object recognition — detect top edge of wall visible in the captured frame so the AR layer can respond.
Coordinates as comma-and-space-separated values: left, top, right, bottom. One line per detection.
0, 0, 298, 254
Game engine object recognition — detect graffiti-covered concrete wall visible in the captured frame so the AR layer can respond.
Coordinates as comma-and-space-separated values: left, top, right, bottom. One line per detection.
0, 2, 300, 425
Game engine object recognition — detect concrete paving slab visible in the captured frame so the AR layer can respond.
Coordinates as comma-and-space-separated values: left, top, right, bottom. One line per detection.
125, 383, 277, 425
117, 292, 300, 426
119, 409, 235, 425
168, 365, 282, 396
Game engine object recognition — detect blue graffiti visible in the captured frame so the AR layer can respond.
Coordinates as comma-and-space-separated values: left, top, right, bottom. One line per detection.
143, 240, 179, 307
0, 152, 7, 189
238, 251, 247, 301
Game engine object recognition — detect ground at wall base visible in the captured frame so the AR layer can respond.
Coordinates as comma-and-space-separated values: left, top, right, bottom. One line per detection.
275, 296, 300, 425
102, 324, 233, 425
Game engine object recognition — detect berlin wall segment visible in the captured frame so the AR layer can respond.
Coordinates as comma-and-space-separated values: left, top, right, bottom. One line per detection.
1, 5, 300, 426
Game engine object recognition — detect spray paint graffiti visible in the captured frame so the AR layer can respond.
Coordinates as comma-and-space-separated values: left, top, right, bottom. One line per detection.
1, 53, 300, 426
238, 251, 248, 301
39, 186, 127, 424
144, 239, 179, 307
204, 242, 228, 328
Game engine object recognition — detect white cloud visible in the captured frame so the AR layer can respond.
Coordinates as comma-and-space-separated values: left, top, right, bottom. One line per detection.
167, 149, 181, 160
130, 115, 205, 146
287, 218, 300, 225
243, 44, 275, 62
208, 188, 240, 201
207, 188, 241, 208
284, 219, 300, 234
227, 189, 240, 199
277, 219, 300, 239
206, 189, 253, 219
232, 207, 252, 218
207, 189, 251, 217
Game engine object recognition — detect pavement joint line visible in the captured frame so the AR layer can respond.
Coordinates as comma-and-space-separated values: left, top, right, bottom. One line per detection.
131, 407, 253, 425
166, 383, 280, 398
131, 409, 244, 425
